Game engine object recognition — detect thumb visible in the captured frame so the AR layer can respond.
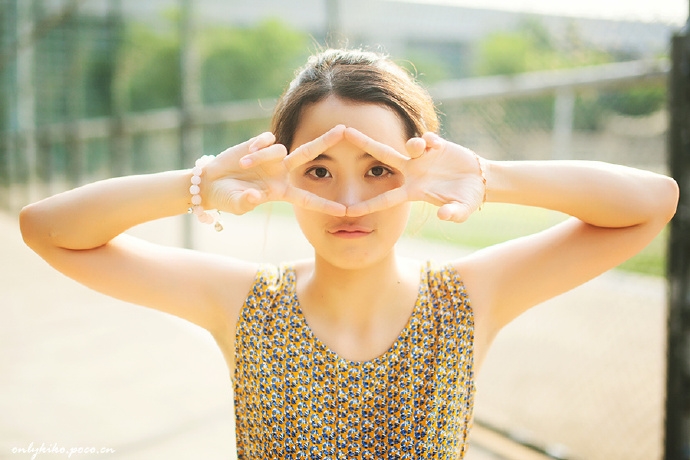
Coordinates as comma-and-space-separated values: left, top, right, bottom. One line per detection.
437, 201, 473, 223
224, 188, 265, 215
405, 137, 426, 159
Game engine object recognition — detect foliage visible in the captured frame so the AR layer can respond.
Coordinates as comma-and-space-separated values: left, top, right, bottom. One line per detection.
116, 21, 181, 111
473, 17, 610, 76
397, 53, 451, 86
473, 17, 666, 125
598, 84, 667, 117
116, 16, 311, 112
476, 32, 534, 76
200, 19, 309, 104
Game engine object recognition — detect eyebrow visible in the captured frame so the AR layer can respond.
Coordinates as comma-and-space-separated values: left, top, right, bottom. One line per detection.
312, 152, 375, 162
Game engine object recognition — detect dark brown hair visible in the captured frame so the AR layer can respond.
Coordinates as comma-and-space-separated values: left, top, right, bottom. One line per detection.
271, 49, 439, 150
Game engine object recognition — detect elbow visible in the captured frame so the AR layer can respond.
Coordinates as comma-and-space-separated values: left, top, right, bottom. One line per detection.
659, 175, 680, 224
19, 203, 50, 252
627, 174, 678, 228
19, 203, 39, 249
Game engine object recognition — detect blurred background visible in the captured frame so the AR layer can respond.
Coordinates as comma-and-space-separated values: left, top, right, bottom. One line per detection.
1, 0, 688, 459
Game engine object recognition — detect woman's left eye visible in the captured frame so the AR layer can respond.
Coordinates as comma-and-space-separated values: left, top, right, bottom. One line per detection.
366, 165, 393, 177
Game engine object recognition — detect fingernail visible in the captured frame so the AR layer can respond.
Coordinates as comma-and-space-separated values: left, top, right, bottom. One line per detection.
240, 157, 252, 167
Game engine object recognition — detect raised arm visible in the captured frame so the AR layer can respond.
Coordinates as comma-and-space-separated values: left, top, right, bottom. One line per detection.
485, 160, 677, 230
19, 164, 261, 338
19, 127, 347, 338
22, 170, 194, 250
458, 158, 678, 340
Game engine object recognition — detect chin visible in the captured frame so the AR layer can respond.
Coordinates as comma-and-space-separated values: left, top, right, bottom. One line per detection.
315, 247, 396, 271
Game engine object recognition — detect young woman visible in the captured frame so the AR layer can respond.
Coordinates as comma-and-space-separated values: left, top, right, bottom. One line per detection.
19, 49, 678, 459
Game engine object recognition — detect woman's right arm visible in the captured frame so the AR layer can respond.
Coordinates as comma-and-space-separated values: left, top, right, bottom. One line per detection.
19, 126, 348, 337
19, 168, 259, 337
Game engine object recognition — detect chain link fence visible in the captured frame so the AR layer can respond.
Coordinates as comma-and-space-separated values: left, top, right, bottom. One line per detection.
1, 1, 685, 459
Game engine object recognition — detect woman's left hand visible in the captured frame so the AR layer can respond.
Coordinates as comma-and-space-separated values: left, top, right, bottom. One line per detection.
343, 127, 487, 222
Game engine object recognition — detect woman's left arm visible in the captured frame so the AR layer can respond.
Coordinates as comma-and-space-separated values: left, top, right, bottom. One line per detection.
486, 160, 677, 229
341, 128, 678, 337
457, 159, 679, 336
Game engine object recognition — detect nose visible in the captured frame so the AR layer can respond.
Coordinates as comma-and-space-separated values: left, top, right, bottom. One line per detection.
335, 176, 365, 208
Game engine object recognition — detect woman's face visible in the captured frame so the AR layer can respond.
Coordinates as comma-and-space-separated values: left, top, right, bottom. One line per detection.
289, 96, 412, 270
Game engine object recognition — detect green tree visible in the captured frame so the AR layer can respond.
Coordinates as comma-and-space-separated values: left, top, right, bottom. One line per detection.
116, 16, 310, 112
200, 19, 309, 104
117, 21, 181, 111
473, 17, 664, 128
475, 32, 532, 76
397, 53, 451, 85
598, 85, 666, 117
475, 17, 610, 76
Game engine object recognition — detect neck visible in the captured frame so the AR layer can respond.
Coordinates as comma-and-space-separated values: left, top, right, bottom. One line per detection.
301, 251, 413, 328
295, 250, 423, 362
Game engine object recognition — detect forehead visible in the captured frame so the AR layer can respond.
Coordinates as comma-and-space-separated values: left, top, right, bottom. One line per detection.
291, 96, 407, 152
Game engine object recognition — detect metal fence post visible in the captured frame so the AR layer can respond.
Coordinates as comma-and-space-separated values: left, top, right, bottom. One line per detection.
552, 86, 575, 160
179, 0, 202, 249
108, 0, 128, 179
16, 0, 37, 207
325, 0, 342, 46
65, 3, 83, 188
666, 9, 690, 460
0, 0, 18, 211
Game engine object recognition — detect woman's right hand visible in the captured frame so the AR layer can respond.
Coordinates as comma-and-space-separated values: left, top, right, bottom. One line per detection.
202, 125, 347, 216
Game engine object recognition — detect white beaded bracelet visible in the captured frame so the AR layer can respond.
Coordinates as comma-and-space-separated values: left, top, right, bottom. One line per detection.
188, 155, 223, 232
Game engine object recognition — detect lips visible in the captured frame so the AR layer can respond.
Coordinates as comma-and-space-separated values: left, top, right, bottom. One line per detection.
327, 222, 374, 239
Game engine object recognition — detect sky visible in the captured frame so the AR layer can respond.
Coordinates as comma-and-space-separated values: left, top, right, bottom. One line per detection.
397, 0, 689, 24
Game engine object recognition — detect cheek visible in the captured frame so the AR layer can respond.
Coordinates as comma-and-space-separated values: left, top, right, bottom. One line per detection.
291, 177, 337, 204
364, 175, 404, 201
393, 202, 412, 224
292, 202, 310, 221
386, 173, 405, 193
380, 202, 412, 235
292, 205, 322, 239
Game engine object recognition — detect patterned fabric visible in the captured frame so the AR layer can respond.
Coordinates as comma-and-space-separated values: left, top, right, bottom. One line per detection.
234, 262, 475, 459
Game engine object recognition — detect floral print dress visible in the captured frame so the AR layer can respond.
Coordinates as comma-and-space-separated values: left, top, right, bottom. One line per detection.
234, 262, 475, 459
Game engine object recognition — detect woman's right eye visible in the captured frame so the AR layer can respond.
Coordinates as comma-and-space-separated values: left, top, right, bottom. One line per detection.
306, 167, 332, 179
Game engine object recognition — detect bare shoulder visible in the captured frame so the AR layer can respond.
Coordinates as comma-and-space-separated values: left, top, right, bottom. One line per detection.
448, 256, 496, 368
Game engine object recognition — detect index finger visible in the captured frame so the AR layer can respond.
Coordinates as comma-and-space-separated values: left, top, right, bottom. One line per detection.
345, 187, 410, 217
283, 125, 346, 171
284, 186, 347, 217
343, 127, 409, 171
